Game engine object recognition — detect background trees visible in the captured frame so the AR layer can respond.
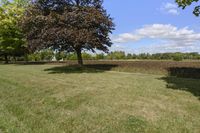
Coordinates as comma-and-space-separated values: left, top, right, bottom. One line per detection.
0, 0, 28, 63
107, 51, 126, 60
21, 0, 114, 65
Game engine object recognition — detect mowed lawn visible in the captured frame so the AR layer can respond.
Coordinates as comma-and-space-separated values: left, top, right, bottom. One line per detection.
0, 65, 200, 133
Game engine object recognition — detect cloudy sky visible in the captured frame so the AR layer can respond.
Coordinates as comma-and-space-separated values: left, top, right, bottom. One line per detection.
104, 0, 200, 54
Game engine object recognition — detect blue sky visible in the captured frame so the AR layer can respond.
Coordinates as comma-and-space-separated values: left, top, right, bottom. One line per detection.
103, 0, 200, 53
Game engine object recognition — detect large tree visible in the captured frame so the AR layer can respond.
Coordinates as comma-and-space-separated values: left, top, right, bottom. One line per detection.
176, 0, 200, 16
21, 0, 114, 65
0, 0, 28, 63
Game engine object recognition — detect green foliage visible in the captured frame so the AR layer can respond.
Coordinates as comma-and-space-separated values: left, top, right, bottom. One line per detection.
126, 53, 133, 59
138, 53, 151, 59
55, 52, 66, 61
9, 50, 200, 62
0, 0, 27, 63
65, 53, 77, 60
96, 53, 105, 60
82, 53, 94, 60
107, 51, 126, 60
28, 52, 41, 61
150, 52, 200, 61
63, 52, 95, 61
40, 49, 54, 61
28, 50, 54, 61
105, 52, 200, 61
172, 53, 183, 61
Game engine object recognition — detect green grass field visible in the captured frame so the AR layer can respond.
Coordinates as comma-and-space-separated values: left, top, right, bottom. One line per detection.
0, 64, 200, 133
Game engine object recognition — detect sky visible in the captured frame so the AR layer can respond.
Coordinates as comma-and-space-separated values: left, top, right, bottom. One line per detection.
103, 0, 200, 54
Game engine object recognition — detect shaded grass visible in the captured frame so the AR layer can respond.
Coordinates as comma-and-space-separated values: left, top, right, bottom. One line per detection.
167, 67, 200, 79
44, 64, 118, 74
160, 76, 200, 100
0, 64, 200, 133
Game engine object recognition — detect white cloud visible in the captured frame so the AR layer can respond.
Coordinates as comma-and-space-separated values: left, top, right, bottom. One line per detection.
160, 2, 180, 15
112, 24, 200, 53
164, 3, 177, 9
112, 33, 141, 43
168, 9, 179, 15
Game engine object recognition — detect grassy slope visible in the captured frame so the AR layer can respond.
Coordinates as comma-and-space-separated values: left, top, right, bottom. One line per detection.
0, 65, 200, 133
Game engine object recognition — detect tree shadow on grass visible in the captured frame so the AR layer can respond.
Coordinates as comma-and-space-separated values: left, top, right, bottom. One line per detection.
167, 67, 200, 79
160, 67, 200, 100
44, 64, 118, 74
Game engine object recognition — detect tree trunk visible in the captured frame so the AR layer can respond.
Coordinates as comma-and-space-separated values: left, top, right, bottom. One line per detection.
76, 48, 83, 66
4, 54, 8, 64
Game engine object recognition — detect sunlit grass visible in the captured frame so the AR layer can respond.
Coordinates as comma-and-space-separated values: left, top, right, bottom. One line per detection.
0, 64, 200, 133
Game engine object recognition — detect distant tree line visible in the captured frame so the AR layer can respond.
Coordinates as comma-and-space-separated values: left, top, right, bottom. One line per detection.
107, 51, 200, 61
1, 50, 200, 62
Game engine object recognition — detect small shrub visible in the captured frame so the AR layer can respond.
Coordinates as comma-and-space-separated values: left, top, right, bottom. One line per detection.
173, 55, 183, 61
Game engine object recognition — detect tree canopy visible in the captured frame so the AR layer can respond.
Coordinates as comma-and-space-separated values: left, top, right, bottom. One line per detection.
0, 0, 27, 63
176, 0, 200, 16
21, 0, 114, 65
